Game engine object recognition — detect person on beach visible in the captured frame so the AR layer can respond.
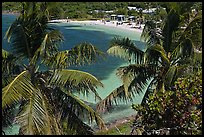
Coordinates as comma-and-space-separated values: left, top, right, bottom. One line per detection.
66, 17, 69, 22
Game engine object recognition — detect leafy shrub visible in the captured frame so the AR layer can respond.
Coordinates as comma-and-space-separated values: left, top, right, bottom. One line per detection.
131, 71, 202, 135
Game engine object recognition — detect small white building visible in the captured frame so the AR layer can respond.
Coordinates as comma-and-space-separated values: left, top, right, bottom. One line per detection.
117, 15, 126, 22
142, 8, 157, 14
128, 6, 137, 10
105, 10, 114, 13
110, 14, 117, 20
127, 6, 143, 12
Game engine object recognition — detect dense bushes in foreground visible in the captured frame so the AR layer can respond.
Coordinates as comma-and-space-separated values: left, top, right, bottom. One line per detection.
131, 70, 202, 135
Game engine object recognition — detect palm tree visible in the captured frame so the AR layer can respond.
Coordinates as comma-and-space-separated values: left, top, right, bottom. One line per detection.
2, 2, 106, 135
96, 3, 202, 111
2, 49, 23, 134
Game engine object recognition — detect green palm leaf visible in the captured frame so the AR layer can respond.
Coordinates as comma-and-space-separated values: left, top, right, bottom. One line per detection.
180, 14, 202, 37
2, 70, 33, 109
118, 64, 156, 96
48, 69, 103, 101
164, 65, 177, 88
141, 20, 162, 47
61, 109, 94, 135
141, 78, 157, 105
5, 18, 31, 59
2, 49, 22, 82
30, 30, 64, 66
171, 38, 194, 64
97, 64, 156, 112
96, 85, 132, 112
16, 89, 47, 135
107, 37, 144, 64
68, 42, 105, 66
145, 44, 170, 66
62, 92, 106, 130
2, 49, 10, 58
42, 42, 104, 69
162, 8, 180, 52
63, 111, 94, 135
41, 50, 69, 69
16, 87, 62, 135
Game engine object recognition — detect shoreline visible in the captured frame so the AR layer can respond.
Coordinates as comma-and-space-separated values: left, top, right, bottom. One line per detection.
2, 11, 20, 16
49, 19, 144, 34
49, 19, 141, 133
94, 114, 136, 133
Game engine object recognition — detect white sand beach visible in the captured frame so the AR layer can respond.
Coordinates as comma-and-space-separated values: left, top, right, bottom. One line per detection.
49, 19, 144, 34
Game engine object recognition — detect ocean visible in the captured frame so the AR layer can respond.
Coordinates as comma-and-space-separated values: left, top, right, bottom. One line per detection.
2, 14, 146, 134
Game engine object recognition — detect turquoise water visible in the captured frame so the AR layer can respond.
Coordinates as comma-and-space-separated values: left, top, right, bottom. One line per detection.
2, 14, 146, 134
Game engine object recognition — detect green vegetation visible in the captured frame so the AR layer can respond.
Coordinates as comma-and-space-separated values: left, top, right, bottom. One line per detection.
95, 120, 133, 135
2, 2, 21, 12
97, 2, 202, 111
131, 70, 202, 135
2, 2, 105, 135
2, 2, 202, 135
96, 2, 202, 135
3, 2, 201, 21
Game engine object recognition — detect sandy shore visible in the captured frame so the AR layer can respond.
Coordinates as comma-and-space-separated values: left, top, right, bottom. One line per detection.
49, 19, 144, 34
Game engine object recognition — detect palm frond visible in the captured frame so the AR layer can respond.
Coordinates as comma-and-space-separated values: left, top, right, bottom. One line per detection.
16, 88, 47, 135
16, 86, 62, 135
2, 103, 16, 129
141, 20, 162, 47
2, 49, 10, 58
4, 5, 62, 61
141, 78, 157, 105
171, 38, 194, 64
61, 92, 106, 130
68, 42, 105, 66
97, 64, 156, 112
2, 70, 33, 109
162, 8, 180, 52
118, 64, 156, 96
41, 50, 69, 69
178, 14, 202, 49
164, 65, 178, 88
40, 30, 64, 57
2, 49, 21, 74
42, 42, 104, 69
96, 85, 133, 112
181, 14, 202, 36
4, 18, 31, 59
30, 30, 64, 66
40, 85, 103, 134
47, 69, 103, 101
145, 44, 170, 66
107, 37, 144, 64
61, 109, 94, 135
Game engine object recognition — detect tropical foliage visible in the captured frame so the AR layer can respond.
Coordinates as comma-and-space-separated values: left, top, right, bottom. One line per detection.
2, 2, 105, 135
96, 3, 202, 113
131, 70, 202, 135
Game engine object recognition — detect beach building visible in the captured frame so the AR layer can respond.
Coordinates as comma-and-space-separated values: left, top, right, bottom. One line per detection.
117, 15, 126, 22
142, 8, 157, 14
110, 14, 117, 21
127, 6, 137, 10
127, 6, 143, 12
105, 10, 114, 13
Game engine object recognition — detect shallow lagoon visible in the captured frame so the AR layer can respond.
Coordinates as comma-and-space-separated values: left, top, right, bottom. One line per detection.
2, 14, 146, 134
